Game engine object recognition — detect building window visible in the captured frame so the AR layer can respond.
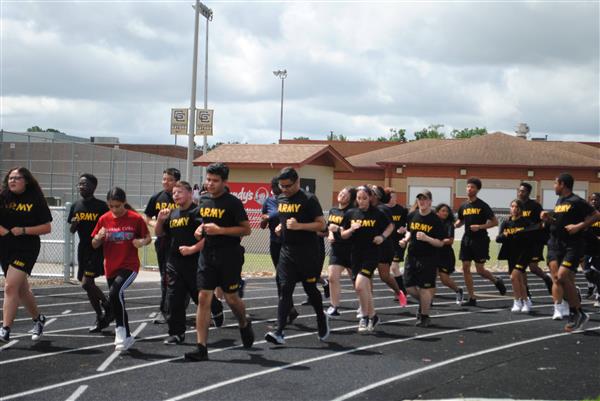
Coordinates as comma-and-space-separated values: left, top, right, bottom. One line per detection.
396, 167, 403, 174
527, 170, 534, 177
460, 169, 467, 176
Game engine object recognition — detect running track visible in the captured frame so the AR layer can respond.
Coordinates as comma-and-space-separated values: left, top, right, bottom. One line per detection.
0, 274, 599, 401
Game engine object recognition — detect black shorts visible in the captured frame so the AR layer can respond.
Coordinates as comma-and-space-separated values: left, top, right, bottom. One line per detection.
277, 244, 321, 285
459, 236, 490, 263
378, 239, 394, 265
1, 247, 40, 276
350, 251, 378, 280
438, 247, 456, 275
269, 241, 282, 268
530, 241, 545, 263
329, 244, 351, 268
404, 254, 438, 289
392, 244, 406, 263
508, 258, 528, 274
77, 243, 104, 281
547, 240, 583, 273
197, 245, 245, 293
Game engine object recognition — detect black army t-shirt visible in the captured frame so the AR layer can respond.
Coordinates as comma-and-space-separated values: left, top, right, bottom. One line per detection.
327, 206, 351, 251
406, 211, 445, 258
162, 204, 203, 265
144, 191, 177, 219
550, 193, 594, 245
2, 189, 53, 250
277, 189, 323, 246
198, 192, 248, 249
388, 204, 408, 244
342, 206, 390, 254
68, 197, 109, 245
457, 198, 495, 239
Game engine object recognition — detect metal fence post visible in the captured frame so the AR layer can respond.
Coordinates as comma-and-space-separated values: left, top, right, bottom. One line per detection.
63, 202, 72, 282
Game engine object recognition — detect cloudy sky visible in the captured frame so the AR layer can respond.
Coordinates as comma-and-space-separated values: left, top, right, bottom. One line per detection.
1, 1, 599, 145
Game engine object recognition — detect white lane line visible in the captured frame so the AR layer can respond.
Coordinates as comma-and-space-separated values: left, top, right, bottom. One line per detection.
96, 323, 147, 372
64, 385, 88, 401
164, 319, 600, 401
0, 340, 19, 351
62, 310, 72, 315
332, 325, 600, 401
2, 310, 588, 401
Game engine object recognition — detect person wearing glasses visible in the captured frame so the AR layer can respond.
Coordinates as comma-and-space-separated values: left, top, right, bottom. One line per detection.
264, 167, 329, 345
144, 167, 181, 324
68, 173, 110, 333
0, 167, 52, 343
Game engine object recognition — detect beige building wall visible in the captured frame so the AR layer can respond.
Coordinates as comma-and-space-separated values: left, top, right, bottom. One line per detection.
228, 168, 279, 184
299, 165, 334, 210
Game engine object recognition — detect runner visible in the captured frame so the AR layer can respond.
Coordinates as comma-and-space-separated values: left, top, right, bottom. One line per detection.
517, 182, 554, 295
341, 185, 393, 332
455, 177, 506, 306
184, 163, 254, 361
260, 176, 299, 324
325, 186, 356, 317
435, 203, 464, 304
399, 190, 445, 327
264, 167, 329, 344
67, 173, 111, 332
91, 187, 152, 351
0, 167, 52, 343
496, 199, 533, 313
155, 181, 204, 345
583, 192, 600, 307
144, 167, 180, 324
370, 186, 405, 306
385, 188, 408, 306
541, 173, 599, 331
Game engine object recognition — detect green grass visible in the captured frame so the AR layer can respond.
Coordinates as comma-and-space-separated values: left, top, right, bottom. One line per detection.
140, 240, 505, 274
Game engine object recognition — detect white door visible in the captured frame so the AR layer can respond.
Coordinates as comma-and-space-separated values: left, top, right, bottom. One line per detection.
408, 186, 451, 206
477, 188, 517, 209
542, 189, 587, 210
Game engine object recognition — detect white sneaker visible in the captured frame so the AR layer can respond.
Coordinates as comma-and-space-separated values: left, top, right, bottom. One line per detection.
594, 296, 600, 308
114, 326, 126, 346
116, 335, 135, 351
356, 307, 363, 319
511, 300, 523, 312
552, 304, 563, 320
559, 302, 570, 317
521, 298, 532, 313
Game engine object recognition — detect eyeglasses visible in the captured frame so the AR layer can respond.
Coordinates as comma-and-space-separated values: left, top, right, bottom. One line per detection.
278, 182, 296, 189
8, 176, 24, 182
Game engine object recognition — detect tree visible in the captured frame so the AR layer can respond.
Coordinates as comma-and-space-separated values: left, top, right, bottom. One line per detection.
327, 131, 348, 141
26, 126, 64, 134
388, 128, 407, 143
293, 136, 310, 140
450, 127, 487, 139
413, 124, 446, 140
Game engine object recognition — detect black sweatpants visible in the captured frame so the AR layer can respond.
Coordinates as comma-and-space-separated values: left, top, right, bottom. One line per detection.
155, 237, 169, 316
107, 269, 137, 337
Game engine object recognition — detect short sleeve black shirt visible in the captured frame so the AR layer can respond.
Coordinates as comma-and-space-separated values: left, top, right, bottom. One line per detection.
198, 192, 248, 248
550, 193, 595, 245
342, 206, 390, 253
277, 189, 323, 246
2, 189, 53, 250
457, 198, 495, 239
163, 204, 203, 265
388, 204, 408, 243
68, 197, 109, 245
521, 199, 542, 224
144, 191, 176, 219
327, 205, 351, 249
406, 211, 445, 257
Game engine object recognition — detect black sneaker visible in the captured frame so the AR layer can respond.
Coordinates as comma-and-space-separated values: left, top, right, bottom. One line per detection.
326, 306, 340, 317
564, 310, 589, 332
322, 280, 330, 299
317, 314, 330, 341
31, 314, 46, 341
543, 274, 554, 295
264, 331, 285, 345
164, 334, 185, 345
211, 299, 224, 328
238, 278, 246, 299
416, 315, 431, 327
153, 312, 167, 325
495, 277, 507, 295
89, 315, 110, 333
239, 320, 254, 348
462, 298, 477, 307
455, 288, 464, 305
184, 344, 208, 361
0, 326, 10, 343
367, 314, 380, 331
287, 307, 299, 324
585, 285, 595, 299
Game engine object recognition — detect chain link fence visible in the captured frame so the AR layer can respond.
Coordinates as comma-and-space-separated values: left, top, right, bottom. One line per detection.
24, 207, 507, 281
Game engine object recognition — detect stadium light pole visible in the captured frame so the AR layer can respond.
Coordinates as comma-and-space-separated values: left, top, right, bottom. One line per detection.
273, 69, 287, 142
186, 0, 212, 183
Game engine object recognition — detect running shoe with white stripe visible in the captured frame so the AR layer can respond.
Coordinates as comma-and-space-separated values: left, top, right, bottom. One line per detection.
0, 326, 10, 343
564, 310, 589, 332
116, 335, 135, 351
367, 315, 380, 331
511, 299, 523, 313
455, 288, 464, 305
264, 331, 285, 345
357, 317, 369, 333
31, 314, 46, 341
326, 306, 340, 317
